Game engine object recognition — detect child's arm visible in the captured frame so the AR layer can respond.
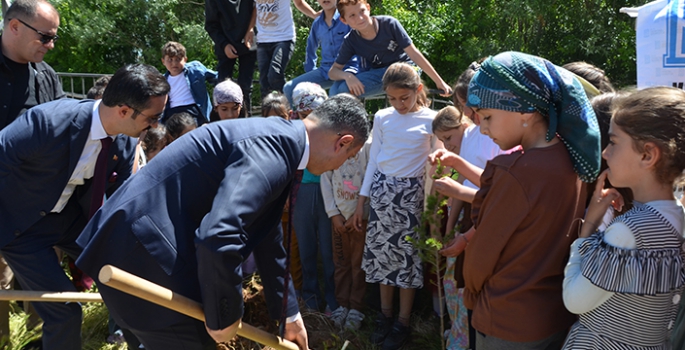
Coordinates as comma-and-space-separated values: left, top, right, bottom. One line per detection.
329, 63, 365, 96
292, 0, 320, 20
429, 149, 483, 187
303, 25, 319, 73
243, 8, 257, 50
433, 177, 477, 203
403, 44, 451, 96
350, 195, 367, 232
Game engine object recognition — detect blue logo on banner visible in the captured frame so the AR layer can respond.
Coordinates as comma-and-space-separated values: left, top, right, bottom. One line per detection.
664, 0, 685, 67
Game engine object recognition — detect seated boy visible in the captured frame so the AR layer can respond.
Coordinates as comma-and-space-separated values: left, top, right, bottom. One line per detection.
328, 0, 451, 98
282, 0, 357, 107
160, 41, 218, 125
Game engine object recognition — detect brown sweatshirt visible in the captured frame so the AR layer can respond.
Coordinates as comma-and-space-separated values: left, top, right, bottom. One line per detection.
464, 142, 584, 342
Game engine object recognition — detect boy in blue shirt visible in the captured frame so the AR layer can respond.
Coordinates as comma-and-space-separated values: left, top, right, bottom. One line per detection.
328, 0, 451, 98
283, 0, 357, 108
161, 41, 218, 125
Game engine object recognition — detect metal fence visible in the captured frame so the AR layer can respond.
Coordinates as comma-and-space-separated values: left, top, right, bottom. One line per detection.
57, 72, 109, 99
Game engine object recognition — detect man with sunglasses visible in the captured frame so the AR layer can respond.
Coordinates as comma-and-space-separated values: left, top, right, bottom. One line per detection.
0, 64, 170, 350
0, 0, 64, 130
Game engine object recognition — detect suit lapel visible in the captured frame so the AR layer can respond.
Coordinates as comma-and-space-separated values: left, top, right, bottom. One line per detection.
67, 102, 95, 178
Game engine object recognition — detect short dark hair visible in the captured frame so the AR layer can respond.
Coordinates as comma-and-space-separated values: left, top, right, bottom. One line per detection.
4, 0, 50, 24
310, 94, 369, 147
101, 64, 170, 112
165, 112, 197, 140
161, 41, 187, 59
562, 61, 614, 94
337, 0, 369, 18
86, 75, 111, 99
261, 92, 289, 119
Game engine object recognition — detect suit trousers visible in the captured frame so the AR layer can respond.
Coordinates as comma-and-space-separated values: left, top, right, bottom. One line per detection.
128, 316, 215, 350
332, 219, 367, 311
1, 200, 86, 350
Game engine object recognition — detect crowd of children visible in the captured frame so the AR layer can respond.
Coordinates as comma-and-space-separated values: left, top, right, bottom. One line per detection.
76, 0, 685, 349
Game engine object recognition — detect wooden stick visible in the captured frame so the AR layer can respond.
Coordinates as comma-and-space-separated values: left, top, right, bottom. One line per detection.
0, 291, 103, 303
98, 265, 299, 350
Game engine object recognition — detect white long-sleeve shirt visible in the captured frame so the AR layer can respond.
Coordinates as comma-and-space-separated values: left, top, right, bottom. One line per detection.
563, 200, 685, 314
360, 106, 437, 197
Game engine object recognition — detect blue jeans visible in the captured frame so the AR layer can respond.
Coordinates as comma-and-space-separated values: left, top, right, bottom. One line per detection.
329, 66, 389, 98
283, 68, 335, 108
257, 41, 294, 99
292, 183, 338, 311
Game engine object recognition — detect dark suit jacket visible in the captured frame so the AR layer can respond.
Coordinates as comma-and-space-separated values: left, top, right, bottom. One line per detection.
76, 117, 305, 331
0, 99, 136, 249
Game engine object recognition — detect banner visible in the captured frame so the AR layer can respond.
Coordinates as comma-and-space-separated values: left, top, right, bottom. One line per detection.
622, 0, 685, 89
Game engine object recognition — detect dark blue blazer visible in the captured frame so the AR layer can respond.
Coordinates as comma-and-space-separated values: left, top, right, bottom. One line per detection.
0, 99, 136, 248
77, 117, 305, 331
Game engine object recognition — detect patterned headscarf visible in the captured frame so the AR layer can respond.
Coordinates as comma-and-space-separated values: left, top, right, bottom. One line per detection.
292, 82, 327, 112
213, 79, 243, 106
466, 51, 601, 182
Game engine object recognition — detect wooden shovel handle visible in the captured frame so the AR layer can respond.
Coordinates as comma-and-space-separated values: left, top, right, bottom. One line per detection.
98, 265, 299, 350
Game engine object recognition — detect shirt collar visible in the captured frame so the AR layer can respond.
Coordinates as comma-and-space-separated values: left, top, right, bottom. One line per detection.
297, 123, 310, 170
91, 100, 112, 140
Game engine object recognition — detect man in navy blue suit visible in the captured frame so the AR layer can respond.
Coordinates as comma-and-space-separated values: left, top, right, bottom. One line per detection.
0, 63, 170, 350
76, 94, 370, 349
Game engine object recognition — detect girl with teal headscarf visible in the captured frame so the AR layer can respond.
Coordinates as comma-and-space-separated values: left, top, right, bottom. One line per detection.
431, 51, 601, 349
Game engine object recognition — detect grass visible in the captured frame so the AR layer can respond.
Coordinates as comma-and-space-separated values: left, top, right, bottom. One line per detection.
4, 276, 445, 350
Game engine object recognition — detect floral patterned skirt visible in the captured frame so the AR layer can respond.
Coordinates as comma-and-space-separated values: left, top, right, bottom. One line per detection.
362, 171, 424, 289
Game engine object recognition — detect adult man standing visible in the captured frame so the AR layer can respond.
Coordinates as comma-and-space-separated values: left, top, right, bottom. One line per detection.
0, 0, 64, 130
76, 94, 370, 350
0, 64, 170, 350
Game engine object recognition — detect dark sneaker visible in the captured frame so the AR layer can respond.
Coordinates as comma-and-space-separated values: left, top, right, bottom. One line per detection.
369, 313, 393, 345
382, 320, 410, 350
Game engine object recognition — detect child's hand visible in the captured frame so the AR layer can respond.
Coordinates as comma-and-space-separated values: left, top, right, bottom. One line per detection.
436, 80, 453, 97
433, 177, 464, 199
343, 217, 357, 233
439, 234, 467, 257
243, 30, 255, 50
331, 215, 347, 235
344, 74, 365, 96
580, 169, 624, 238
351, 196, 367, 232
224, 43, 239, 59
428, 149, 462, 170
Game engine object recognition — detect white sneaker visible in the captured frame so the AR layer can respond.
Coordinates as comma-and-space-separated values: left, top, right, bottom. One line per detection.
344, 309, 365, 331
329, 306, 348, 328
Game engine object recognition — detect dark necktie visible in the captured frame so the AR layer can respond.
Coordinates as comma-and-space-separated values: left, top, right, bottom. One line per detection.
89, 137, 113, 219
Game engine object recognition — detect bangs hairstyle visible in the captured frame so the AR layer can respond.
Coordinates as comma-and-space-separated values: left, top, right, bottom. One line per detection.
336, 0, 368, 17
432, 106, 469, 133
162, 41, 186, 58
612, 87, 685, 185
382, 62, 428, 108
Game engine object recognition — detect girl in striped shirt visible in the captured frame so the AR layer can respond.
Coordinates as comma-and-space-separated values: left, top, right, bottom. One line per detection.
562, 87, 685, 349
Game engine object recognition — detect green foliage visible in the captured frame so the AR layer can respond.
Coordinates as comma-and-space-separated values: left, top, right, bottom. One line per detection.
48, 0, 215, 75
44, 0, 643, 90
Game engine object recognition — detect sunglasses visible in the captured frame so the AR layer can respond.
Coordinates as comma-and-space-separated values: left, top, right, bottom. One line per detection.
13, 18, 59, 44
